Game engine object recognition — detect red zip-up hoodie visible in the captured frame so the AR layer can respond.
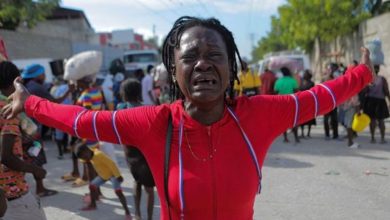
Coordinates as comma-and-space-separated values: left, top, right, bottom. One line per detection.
25, 65, 372, 219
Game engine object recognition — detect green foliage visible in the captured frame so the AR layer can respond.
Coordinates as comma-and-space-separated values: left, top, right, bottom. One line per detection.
0, 0, 60, 30
278, 0, 370, 51
251, 16, 288, 61
252, 0, 371, 60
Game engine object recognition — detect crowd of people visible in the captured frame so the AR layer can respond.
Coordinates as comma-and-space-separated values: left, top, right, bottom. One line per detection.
234, 60, 389, 148
0, 60, 164, 219
0, 15, 386, 220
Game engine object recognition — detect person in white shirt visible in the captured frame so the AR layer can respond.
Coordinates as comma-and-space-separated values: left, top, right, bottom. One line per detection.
141, 65, 157, 105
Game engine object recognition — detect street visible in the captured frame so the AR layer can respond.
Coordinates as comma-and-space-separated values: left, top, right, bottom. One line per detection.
36, 122, 390, 220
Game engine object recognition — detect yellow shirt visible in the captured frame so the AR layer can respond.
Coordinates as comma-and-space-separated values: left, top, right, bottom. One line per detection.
90, 149, 121, 180
234, 70, 261, 95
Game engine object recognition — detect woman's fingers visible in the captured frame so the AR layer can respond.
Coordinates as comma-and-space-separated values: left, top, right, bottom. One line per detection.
360, 47, 374, 74
0, 103, 7, 116
1, 104, 13, 120
6, 93, 13, 102
13, 77, 29, 96
13, 77, 24, 89
1, 77, 30, 120
360, 47, 375, 83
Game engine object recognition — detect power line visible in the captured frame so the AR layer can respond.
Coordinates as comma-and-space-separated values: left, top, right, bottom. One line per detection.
208, 1, 223, 19
174, 0, 203, 16
247, 0, 257, 53
160, 0, 182, 17
195, 0, 213, 17
132, 0, 173, 24
248, 0, 254, 30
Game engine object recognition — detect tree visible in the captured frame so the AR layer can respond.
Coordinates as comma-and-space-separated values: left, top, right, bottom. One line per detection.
251, 16, 288, 61
251, 0, 372, 60
277, 0, 370, 51
0, 0, 60, 30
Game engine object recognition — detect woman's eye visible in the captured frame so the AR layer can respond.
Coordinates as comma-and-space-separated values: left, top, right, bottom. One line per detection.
182, 55, 196, 61
209, 53, 221, 58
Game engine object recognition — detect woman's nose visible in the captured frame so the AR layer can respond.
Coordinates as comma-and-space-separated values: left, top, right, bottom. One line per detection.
194, 56, 212, 72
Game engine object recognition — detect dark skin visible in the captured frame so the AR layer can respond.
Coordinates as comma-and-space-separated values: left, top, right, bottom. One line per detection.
120, 88, 154, 220
2, 76, 54, 198
0, 99, 6, 217
174, 26, 230, 125
123, 145, 154, 220
0, 188, 6, 217
78, 150, 99, 209
0, 32, 375, 218
0, 84, 46, 184
78, 149, 130, 217
66, 79, 90, 180
65, 79, 101, 181
368, 65, 390, 143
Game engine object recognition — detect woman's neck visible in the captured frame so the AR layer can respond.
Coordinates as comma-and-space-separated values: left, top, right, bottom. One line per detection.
183, 100, 225, 125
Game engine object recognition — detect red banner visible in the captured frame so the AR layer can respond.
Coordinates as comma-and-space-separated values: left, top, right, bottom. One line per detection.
0, 36, 9, 60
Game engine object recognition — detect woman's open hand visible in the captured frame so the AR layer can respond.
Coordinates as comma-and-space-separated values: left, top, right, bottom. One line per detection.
360, 47, 374, 79
1, 77, 30, 119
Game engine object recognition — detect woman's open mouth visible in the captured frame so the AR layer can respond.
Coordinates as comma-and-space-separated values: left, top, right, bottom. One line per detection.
192, 78, 217, 91
193, 78, 217, 86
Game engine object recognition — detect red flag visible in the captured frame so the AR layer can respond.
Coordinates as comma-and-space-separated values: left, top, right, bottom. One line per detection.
0, 36, 9, 60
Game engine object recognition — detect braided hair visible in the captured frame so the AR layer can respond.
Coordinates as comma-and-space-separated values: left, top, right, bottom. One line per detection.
0, 61, 20, 90
162, 16, 244, 101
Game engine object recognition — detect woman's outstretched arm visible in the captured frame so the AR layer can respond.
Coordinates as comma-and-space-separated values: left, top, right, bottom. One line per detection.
1, 80, 162, 146
253, 48, 374, 137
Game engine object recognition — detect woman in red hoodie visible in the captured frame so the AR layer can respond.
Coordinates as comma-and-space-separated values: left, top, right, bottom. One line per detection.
2, 16, 374, 220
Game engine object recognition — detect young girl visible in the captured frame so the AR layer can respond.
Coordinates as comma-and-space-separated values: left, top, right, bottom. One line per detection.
76, 144, 132, 220
117, 79, 155, 220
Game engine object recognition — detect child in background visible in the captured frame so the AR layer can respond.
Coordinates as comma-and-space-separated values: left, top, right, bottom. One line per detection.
118, 78, 155, 220
299, 70, 316, 138
50, 76, 72, 159
342, 95, 361, 148
76, 144, 132, 220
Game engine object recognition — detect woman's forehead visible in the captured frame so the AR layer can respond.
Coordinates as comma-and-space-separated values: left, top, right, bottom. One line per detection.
179, 26, 225, 49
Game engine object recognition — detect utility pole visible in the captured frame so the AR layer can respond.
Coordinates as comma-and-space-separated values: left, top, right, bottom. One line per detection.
250, 32, 255, 49
152, 24, 156, 39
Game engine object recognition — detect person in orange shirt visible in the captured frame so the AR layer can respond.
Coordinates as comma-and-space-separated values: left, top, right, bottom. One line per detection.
234, 62, 261, 96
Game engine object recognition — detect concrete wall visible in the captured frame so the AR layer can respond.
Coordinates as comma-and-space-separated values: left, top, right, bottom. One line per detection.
0, 29, 73, 60
16, 20, 93, 42
0, 18, 95, 60
310, 12, 390, 83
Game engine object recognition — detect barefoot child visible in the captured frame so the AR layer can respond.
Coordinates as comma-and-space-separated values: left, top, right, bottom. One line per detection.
76, 144, 132, 219
118, 79, 155, 220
